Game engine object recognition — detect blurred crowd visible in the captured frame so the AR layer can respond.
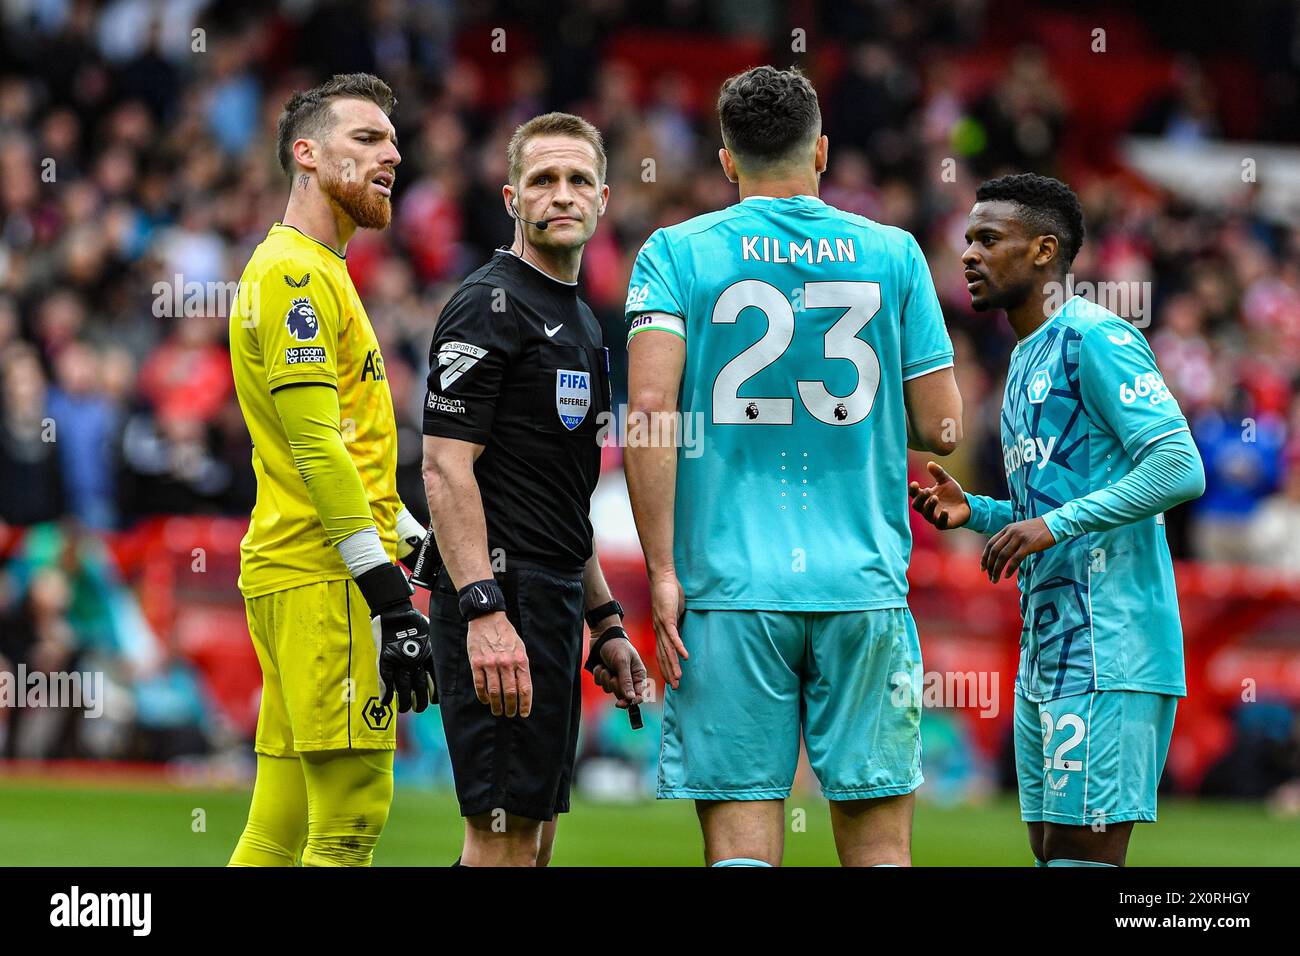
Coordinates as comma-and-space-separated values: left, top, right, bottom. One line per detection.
1, 0, 1298, 555
1, 1, 1299, 788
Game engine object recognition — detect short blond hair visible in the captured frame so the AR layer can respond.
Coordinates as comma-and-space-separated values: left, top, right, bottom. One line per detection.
507, 112, 607, 186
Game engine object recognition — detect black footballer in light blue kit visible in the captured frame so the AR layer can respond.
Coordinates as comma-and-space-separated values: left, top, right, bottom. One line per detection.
982, 295, 1191, 702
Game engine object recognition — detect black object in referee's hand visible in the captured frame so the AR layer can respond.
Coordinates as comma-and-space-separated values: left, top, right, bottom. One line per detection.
584, 623, 644, 731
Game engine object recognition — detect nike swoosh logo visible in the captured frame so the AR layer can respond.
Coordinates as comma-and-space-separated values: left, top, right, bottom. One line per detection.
545, 324, 563, 337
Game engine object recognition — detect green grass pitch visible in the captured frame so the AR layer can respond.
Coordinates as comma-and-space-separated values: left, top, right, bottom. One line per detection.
1, 778, 1296, 866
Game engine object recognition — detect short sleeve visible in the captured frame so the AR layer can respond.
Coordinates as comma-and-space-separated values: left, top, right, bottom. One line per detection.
1079, 320, 1189, 458
625, 228, 687, 333
422, 283, 521, 444
899, 235, 954, 380
251, 258, 340, 390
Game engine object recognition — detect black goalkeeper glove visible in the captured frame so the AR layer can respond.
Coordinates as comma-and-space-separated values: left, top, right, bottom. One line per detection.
356, 563, 437, 713
405, 528, 443, 590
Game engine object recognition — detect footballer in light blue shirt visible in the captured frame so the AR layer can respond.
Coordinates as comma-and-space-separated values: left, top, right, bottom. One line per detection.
624, 66, 962, 867
910, 174, 1205, 867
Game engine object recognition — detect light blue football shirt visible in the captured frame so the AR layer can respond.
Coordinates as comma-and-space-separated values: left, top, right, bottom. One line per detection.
625, 195, 953, 610
968, 296, 1190, 701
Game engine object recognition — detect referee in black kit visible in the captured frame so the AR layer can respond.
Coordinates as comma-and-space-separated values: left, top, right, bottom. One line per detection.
418, 112, 648, 867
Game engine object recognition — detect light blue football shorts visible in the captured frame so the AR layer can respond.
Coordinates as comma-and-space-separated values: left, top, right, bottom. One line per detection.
1014, 688, 1177, 826
658, 607, 924, 801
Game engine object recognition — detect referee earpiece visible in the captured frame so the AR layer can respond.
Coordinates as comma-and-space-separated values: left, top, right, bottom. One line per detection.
510, 196, 548, 231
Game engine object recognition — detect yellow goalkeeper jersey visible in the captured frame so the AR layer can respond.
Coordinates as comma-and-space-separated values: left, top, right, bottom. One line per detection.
229, 223, 400, 598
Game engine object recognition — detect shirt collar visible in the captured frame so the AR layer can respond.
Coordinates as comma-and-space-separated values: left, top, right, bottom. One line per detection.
273, 222, 347, 260
739, 194, 825, 206
1013, 295, 1080, 351
496, 247, 578, 287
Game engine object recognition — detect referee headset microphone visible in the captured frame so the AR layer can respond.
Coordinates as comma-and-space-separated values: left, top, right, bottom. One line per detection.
510, 196, 549, 230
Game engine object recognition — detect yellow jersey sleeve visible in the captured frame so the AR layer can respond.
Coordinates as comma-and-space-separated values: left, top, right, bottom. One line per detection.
271, 381, 376, 547
250, 257, 342, 390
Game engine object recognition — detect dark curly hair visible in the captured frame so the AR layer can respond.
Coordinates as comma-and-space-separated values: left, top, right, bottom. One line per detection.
718, 66, 821, 168
975, 173, 1085, 271
276, 73, 396, 177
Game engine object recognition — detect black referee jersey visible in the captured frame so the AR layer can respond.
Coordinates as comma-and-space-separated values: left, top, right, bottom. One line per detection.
422, 248, 611, 572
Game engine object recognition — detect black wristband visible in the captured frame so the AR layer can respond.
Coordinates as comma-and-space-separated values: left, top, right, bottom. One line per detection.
585, 599, 624, 630
584, 624, 631, 674
458, 578, 506, 620
355, 563, 414, 616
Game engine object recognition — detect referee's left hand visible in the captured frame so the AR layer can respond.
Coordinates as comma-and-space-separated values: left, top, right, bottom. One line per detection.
590, 628, 648, 709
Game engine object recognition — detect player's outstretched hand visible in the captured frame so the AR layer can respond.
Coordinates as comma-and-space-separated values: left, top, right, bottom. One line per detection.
649, 571, 687, 690
981, 517, 1056, 583
908, 460, 972, 530
467, 613, 532, 718
589, 626, 649, 709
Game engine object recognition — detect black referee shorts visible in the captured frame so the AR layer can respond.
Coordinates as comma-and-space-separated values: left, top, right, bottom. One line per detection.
429, 563, 585, 822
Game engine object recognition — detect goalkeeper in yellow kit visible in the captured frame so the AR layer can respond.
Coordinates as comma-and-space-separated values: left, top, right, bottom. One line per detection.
226, 73, 435, 867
